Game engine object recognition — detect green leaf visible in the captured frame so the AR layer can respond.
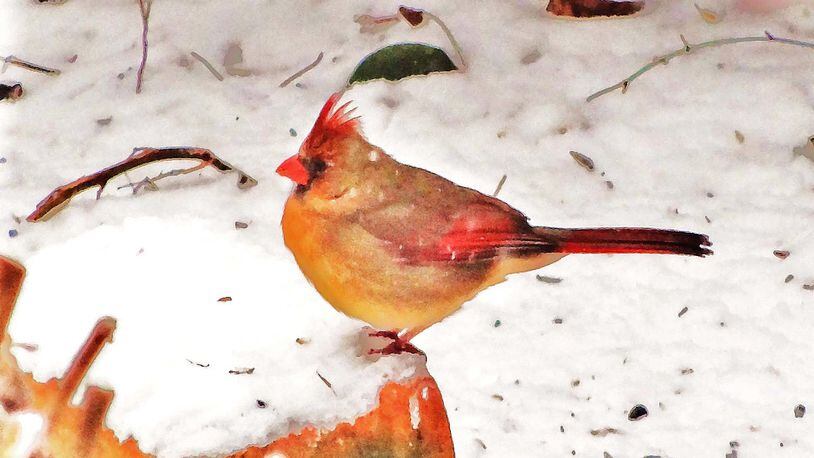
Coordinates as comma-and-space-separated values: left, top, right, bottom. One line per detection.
348, 43, 457, 85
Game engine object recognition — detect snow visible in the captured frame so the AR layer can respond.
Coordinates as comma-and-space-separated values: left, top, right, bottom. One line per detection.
1, 0, 814, 457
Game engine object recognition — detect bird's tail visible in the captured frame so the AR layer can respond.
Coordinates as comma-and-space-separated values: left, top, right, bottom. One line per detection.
535, 227, 712, 257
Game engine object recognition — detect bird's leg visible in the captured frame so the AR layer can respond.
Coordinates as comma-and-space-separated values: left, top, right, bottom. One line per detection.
368, 327, 426, 356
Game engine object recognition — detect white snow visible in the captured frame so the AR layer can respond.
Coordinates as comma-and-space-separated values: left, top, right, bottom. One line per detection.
1, 0, 814, 457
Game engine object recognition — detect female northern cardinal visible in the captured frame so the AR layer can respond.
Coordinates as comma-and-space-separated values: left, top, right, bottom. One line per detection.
278, 93, 711, 354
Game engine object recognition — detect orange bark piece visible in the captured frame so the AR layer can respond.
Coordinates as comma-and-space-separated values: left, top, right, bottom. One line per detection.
546, 0, 644, 17
0, 256, 150, 458
230, 376, 454, 458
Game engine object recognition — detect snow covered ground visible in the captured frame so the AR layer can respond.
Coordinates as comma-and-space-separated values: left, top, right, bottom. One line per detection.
2, 0, 814, 456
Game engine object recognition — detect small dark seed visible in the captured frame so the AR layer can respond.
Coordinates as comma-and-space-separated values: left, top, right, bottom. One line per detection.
785, 275, 794, 283
678, 306, 688, 317
794, 404, 805, 418
235, 221, 249, 229
8, 229, 18, 238
289, 128, 297, 137
773, 250, 790, 259
494, 319, 501, 327
553, 317, 563, 324
257, 399, 267, 408
628, 404, 648, 421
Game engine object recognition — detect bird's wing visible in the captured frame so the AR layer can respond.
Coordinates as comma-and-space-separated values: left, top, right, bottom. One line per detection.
353, 167, 555, 265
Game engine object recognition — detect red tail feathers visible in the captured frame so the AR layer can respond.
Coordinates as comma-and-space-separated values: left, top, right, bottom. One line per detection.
538, 227, 713, 257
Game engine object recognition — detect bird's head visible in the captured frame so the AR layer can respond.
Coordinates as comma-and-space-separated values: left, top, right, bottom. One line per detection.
276, 92, 369, 191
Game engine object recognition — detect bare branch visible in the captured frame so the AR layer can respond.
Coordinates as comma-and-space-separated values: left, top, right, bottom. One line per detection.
587, 32, 814, 102
27, 147, 258, 222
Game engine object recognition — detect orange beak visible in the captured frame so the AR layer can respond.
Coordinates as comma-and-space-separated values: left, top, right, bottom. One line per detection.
276, 154, 310, 185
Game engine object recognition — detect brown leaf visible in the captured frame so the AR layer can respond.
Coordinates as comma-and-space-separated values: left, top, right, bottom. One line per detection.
569, 150, 595, 172
695, 3, 723, 23
546, 0, 643, 18
773, 250, 790, 260
398, 6, 425, 27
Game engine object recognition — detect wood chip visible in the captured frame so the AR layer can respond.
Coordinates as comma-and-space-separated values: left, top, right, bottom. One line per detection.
217, 296, 232, 302
569, 150, 595, 172
491, 394, 504, 401
590, 427, 620, 437
680, 368, 694, 375
229, 367, 255, 375
95, 116, 113, 126
734, 130, 745, 144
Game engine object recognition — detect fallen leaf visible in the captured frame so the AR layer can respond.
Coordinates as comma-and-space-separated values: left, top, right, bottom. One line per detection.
695, 3, 723, 23
546, 0, 644, 18
348, 43, 457, 85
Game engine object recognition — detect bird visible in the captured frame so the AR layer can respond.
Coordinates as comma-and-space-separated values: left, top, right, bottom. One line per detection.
277, 92, 712, 355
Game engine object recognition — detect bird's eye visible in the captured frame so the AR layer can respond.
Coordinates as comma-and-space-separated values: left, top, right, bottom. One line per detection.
305, 157, 328, 178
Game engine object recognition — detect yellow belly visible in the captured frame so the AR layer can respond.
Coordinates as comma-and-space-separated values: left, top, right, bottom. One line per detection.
281, 196, 566, 330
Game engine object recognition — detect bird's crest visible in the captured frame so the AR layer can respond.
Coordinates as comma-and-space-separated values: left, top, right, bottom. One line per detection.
305, 92, 361, 150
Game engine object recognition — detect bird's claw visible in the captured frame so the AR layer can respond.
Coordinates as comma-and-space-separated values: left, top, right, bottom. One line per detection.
367, 330, 425, 356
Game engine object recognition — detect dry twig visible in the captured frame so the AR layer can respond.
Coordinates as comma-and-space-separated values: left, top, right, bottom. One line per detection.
279, 51, 324, 87
27, 147, 257, 222
190, 51, 224, 81
135, 0, 152, 93
492, 174, 507, 197
587, 32, 814, 102
2, 55, 60, 75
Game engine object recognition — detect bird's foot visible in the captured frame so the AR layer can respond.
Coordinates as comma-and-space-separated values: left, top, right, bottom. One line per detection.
368, 330, 425, 356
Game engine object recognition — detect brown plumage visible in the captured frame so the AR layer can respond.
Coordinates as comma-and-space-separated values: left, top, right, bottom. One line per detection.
277, 93, 711, 354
